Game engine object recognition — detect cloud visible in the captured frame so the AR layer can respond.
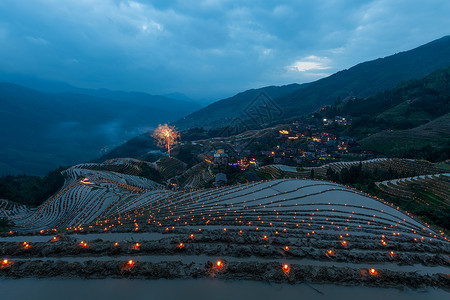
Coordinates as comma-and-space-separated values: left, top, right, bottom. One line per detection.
288, 56, 332, 72
0, 0, 449, 101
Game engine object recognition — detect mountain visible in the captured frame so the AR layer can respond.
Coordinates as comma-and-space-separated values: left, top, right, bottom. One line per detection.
359, 113, 450, 157
319, 66, 450, 160
175, 36, 450, 130
174, 83, 305, 129
0, 71, 199, 106
0, 83, 200, 176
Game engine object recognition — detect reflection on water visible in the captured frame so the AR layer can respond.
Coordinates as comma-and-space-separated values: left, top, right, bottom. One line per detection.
0, 278, 447, 300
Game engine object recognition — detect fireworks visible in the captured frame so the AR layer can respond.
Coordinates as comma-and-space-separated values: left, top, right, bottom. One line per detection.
152, 124, 180, 157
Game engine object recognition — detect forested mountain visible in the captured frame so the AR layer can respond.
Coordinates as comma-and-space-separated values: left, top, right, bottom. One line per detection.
174, 83, 305, 129
176, 36, 450, 130
318, 66, 450, 160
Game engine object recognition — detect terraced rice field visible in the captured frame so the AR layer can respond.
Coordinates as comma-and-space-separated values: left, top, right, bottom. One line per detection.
0, 164, 448, 288
257, 158, 446, 180
169, 161, 214, 189
376, 173, 450, 205
315, 158, 446, 177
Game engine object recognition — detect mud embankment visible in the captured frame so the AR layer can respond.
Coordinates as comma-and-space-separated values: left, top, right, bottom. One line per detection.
1, 259, 449, 289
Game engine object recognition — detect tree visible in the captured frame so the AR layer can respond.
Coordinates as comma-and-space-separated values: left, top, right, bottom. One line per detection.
152, 124, 180, 157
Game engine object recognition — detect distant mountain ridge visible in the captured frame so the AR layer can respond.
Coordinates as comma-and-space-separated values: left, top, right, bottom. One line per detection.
175, 35, 450, 130
0, 82, 200, 176
314, 65, 450, 160
174, 83, 305, 129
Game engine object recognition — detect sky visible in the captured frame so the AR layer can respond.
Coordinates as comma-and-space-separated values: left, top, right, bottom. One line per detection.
0, 0, 449, 102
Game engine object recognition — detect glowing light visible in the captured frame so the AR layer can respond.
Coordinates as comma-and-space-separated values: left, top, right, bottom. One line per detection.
81, 178, 94, 185
282, 264, 290, 274
128, 260, 134, 266
178, 243, 184, 248
369, 268, 377, 275
151, 124, 180, 157
216, 260, 222, 269
2, 259, 8, 265
114, 242, 119, 246
284, 246, 289, 251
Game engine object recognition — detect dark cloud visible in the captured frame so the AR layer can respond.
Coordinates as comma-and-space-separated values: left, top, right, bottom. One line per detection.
0, 0, 449, 101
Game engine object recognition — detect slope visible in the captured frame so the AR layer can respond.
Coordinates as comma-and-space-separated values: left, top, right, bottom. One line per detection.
175, 35, 450, 130
359, 113, 450, 155
174, 83, 305, 129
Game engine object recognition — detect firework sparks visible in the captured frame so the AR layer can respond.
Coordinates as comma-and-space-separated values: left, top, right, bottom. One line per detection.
152, 124, 180, 157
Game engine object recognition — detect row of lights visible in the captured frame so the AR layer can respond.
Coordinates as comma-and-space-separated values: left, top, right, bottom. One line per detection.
1, 257, 381, 276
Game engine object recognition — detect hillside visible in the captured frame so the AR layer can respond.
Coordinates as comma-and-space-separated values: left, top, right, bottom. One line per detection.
0, 83, 199, 176
316, 66, 450, 159
359, 113, 450, 157
175, 36, 450, 130
1, 169, 448, 287
174, 83, 305, 129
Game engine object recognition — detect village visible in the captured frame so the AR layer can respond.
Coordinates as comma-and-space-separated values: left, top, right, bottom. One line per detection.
200, 116, 371, 182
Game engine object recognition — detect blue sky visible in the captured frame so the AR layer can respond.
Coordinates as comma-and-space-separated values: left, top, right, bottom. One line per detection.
0, 0, 449, 102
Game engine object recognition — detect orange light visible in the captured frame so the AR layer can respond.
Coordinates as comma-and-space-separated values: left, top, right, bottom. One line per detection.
128, 260, 134, 266
369, 268, 377, 275
178, 243, 184, 248
282, 264, 290, 273
114, 242, 119, 246
390, 251, 395, 256
216, 260, 222, 269
284, 246, 289, 251
190, 234, 194, 239
327, 249, 334, 256
52, 236, 57, 241
263, 235, 268, 240
2, 259, 8, 265
135, 243, 140, 248
341, 240, 347, 246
